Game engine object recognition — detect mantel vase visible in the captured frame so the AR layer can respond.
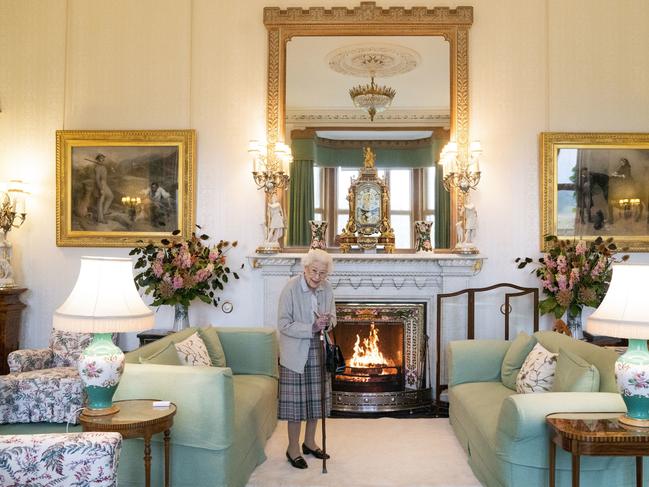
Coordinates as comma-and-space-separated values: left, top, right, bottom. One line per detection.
414, 221, 433, 253
566, 308, 583, 340
309, 220, 328, 250
173, 303, 190, 332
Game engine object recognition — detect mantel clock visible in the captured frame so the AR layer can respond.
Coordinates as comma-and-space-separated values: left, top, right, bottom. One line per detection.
338, 148, 395, 253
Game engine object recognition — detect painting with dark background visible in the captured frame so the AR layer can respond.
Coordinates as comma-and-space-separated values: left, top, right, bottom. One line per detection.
70, 146, 179, 233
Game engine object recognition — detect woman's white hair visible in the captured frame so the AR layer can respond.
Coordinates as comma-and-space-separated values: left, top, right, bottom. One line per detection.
301, 249, 334, 274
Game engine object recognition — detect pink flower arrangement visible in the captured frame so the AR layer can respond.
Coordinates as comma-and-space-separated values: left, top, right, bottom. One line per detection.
516, 235, 628, 319
130, 227, 240, 308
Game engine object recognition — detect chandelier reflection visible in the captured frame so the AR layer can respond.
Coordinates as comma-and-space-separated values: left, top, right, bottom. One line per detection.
248, 141, 293, 194
349, 76, 396, 122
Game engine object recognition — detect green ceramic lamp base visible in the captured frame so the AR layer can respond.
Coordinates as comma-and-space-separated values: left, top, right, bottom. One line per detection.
616, 339, 649, 427
78, 333, 125, 416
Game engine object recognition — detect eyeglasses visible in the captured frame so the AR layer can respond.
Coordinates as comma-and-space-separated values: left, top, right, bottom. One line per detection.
306, 267, 328, 278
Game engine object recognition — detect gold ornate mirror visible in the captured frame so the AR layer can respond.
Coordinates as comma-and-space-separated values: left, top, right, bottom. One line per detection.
264, 2, 473, 251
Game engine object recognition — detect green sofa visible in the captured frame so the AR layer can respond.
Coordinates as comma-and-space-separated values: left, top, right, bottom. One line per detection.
448, 330, 640, 487
115, 326, 279, 487
0, 326, 279, 487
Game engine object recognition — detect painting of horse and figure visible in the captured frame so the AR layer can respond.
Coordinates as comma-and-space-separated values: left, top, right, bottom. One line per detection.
541, 133, 649, 252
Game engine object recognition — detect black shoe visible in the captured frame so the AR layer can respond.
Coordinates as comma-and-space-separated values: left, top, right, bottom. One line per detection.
302, 443, 330, 459
286, 451, 308, 469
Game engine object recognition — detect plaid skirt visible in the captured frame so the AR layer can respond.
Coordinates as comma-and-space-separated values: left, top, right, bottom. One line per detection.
278, 335, 332, 421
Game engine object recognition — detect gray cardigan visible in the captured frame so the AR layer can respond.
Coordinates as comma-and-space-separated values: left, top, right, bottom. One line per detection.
277, 274, 337, 373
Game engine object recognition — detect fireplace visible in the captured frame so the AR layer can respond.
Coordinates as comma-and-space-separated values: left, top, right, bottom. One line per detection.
332, 302, 429, 413
250, 252, 484, 406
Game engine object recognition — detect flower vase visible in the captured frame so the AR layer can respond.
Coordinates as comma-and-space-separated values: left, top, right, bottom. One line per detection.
173, 303, 190, 332
309, 220, 328, 250
566, 309, 583, 340
414, 221, 433, 253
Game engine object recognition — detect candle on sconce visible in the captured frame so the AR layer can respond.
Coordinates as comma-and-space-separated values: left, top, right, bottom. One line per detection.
15, 195, 25, 214
8, 180, 27, 214
248, 140, 262, 173
470, 141, 482, 173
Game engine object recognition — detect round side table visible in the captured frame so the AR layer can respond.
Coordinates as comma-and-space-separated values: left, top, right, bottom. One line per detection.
79, 399, 177, 487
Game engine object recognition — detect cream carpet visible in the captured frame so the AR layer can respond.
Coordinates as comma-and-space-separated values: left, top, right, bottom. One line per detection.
247, 418, 481, 487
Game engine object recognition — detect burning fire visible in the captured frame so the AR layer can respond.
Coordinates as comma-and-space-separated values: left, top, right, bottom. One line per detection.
349, 323, 390, 368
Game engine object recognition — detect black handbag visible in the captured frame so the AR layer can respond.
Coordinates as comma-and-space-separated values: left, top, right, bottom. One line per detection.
324, 331, 346, 374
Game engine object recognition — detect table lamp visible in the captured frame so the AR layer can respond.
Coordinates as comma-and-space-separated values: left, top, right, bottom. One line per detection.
587, 264, 649, 427
53, 256, 154, 416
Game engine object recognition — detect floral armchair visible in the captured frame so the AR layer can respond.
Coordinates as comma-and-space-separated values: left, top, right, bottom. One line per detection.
0, 331, 103, 424
0, 432, 122, 486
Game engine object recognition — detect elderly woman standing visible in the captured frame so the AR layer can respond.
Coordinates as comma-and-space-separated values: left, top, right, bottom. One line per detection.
278, 249, 336, 469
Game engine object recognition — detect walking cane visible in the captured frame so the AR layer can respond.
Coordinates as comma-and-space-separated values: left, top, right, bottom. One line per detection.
319, 330, 328, 474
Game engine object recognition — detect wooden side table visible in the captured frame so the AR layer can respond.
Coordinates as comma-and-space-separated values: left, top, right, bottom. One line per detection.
547, 412, 649, 487
0, 287, 27, 375
137, 329, 173, 347
79, 399, 177, 487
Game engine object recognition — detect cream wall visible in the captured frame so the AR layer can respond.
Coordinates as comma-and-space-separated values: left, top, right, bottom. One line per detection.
2, 0, 648, 350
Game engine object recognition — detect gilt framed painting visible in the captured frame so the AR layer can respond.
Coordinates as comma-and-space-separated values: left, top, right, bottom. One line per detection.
56, 130, 195, 247
540, 132, 649, 251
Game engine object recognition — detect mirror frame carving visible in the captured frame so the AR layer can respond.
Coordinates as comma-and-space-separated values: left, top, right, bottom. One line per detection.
263, 2, 473, 250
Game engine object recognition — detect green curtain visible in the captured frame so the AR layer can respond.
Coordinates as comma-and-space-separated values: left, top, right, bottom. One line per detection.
292, 137, 444, 168
435, 163, 450, 248
315, 144, 436, 168
287, 159, 314, 246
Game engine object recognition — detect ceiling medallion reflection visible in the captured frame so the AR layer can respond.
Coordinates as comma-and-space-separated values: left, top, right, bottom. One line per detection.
327, 44, 420, 122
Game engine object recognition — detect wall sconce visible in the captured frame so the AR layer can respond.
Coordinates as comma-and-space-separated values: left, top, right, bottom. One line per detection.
0, 180, 29, 288
248, 140, 292, 194
440, 141, 482, 254
248, 140, 293, 254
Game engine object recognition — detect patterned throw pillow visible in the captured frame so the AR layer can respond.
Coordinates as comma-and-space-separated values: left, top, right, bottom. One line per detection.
174, 332, 212, 366
516, 342, 558, 393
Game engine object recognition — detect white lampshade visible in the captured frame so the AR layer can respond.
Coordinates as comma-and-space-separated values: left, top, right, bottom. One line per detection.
586, 264, 649, 340
53, 256, 154, 333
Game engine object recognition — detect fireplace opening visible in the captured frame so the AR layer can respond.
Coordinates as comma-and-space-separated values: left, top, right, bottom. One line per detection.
334, 322, 404, 393
332, 302, 430, 413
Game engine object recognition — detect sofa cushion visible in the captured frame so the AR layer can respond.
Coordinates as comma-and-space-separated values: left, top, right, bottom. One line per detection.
140, 343, 182, 365
534, 331, 619, 393
198, 327, 227, 367
216, 327, 279, 377
501, 332, 537, 390
174, 332, 212, 366
553, 348, 600, 392
50, 331, 93, 367
516, 343, 557, 393
449, 381, 515, 451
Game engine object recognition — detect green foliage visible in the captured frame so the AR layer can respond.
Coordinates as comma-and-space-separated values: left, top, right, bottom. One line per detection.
516, 235, 628, 319
129, 226, 240, 309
